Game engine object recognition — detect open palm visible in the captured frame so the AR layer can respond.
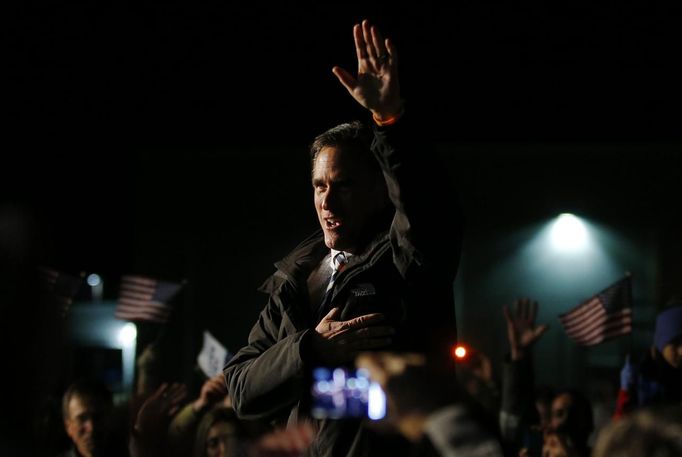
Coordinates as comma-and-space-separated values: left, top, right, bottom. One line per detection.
504, 298, 548, 360
332, 20, 403, 120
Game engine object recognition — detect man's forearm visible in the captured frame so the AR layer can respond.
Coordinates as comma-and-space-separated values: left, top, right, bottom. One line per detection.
225, 330, 309, 420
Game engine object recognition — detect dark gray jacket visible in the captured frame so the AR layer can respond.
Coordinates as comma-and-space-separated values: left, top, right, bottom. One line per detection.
224, 115, 462, 457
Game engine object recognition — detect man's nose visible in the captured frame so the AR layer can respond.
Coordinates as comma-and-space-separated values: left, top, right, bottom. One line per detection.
321, 187, 337, 211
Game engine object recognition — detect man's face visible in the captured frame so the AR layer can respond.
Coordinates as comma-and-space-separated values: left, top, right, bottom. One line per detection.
313, 146, 386, 253
64, 395, 107, 457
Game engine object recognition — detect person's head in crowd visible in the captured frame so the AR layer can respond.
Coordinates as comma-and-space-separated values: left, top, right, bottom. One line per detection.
193, 407, 246, 457
593, 405, 682, 457
547, 389, 594, 455
653, 300, 682, 369
61, 380, 114, 457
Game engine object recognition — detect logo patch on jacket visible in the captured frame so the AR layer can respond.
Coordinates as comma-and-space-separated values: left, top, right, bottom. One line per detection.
350, 283, 376, 297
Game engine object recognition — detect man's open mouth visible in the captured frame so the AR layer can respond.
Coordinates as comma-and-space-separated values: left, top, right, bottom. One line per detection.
325, 218, 342, 229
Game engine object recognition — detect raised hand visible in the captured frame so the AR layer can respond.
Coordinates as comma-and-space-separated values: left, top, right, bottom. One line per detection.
134, 382, 188, 436
503, 298, 549, 361
332, 20, 403, 121
311, 307, 394, 365
193, 374, 228, 413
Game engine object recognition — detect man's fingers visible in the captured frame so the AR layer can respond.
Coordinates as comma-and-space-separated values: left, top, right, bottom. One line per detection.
362, 20, 378, 61
335, 328, 394, 347
329, 324, 393, 340
371, 25, 387, 60
167, 384, 188, 403
332, 67, 358, 95
352, 326, 395, 338
346, 312, 386, 329
512, 299, 521, 319
353, 23, 367, 62
534, 324, 549, 340
153, 382, 169, 399
520, 298, 530, 321
385, 38, 398, 64
208, 383, 226, 396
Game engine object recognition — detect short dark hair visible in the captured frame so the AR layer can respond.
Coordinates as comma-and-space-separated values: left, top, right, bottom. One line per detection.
309, 121, 381, 176
62, 379, 113, 420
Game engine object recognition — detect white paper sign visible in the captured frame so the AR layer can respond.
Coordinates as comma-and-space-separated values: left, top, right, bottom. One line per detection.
197, 330, 230, 378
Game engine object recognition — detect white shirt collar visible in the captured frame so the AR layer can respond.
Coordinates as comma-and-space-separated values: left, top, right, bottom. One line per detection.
330, 249, 353, 269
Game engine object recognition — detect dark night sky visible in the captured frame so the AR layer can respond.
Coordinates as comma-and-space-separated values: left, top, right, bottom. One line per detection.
4, 0, 682, 379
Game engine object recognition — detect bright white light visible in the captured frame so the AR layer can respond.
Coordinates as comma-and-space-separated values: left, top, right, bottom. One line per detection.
118, 323, 137, 346
87, 274, 101, 286
367, 382, 387, 420
454, 346, 467, 359
551, 213, 588, 252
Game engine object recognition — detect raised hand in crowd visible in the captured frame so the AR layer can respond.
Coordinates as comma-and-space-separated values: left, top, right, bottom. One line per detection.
135, 383, 188, 435
193, 374, 229, 413
167, 375, 231, 457
504, 298, 549, 361
131, 383, 188, 457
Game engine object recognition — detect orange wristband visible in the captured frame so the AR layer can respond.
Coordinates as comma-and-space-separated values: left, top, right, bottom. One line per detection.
372, 107, 405, 127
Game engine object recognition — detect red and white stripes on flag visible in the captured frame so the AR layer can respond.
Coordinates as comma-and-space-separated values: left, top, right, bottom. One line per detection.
115, 275, 183, 323
559, 275, 633, 346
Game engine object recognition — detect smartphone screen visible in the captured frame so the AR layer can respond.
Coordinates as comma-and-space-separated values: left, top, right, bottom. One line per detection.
311, 367, 386, 420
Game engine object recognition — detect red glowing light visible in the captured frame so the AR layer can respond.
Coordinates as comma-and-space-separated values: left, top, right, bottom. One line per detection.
453, 345, 467, 359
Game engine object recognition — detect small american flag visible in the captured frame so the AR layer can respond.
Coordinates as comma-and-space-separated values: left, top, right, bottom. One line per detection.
38, 266, 84, 315
115, 275, 183, 323
559, 275, 633, 346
